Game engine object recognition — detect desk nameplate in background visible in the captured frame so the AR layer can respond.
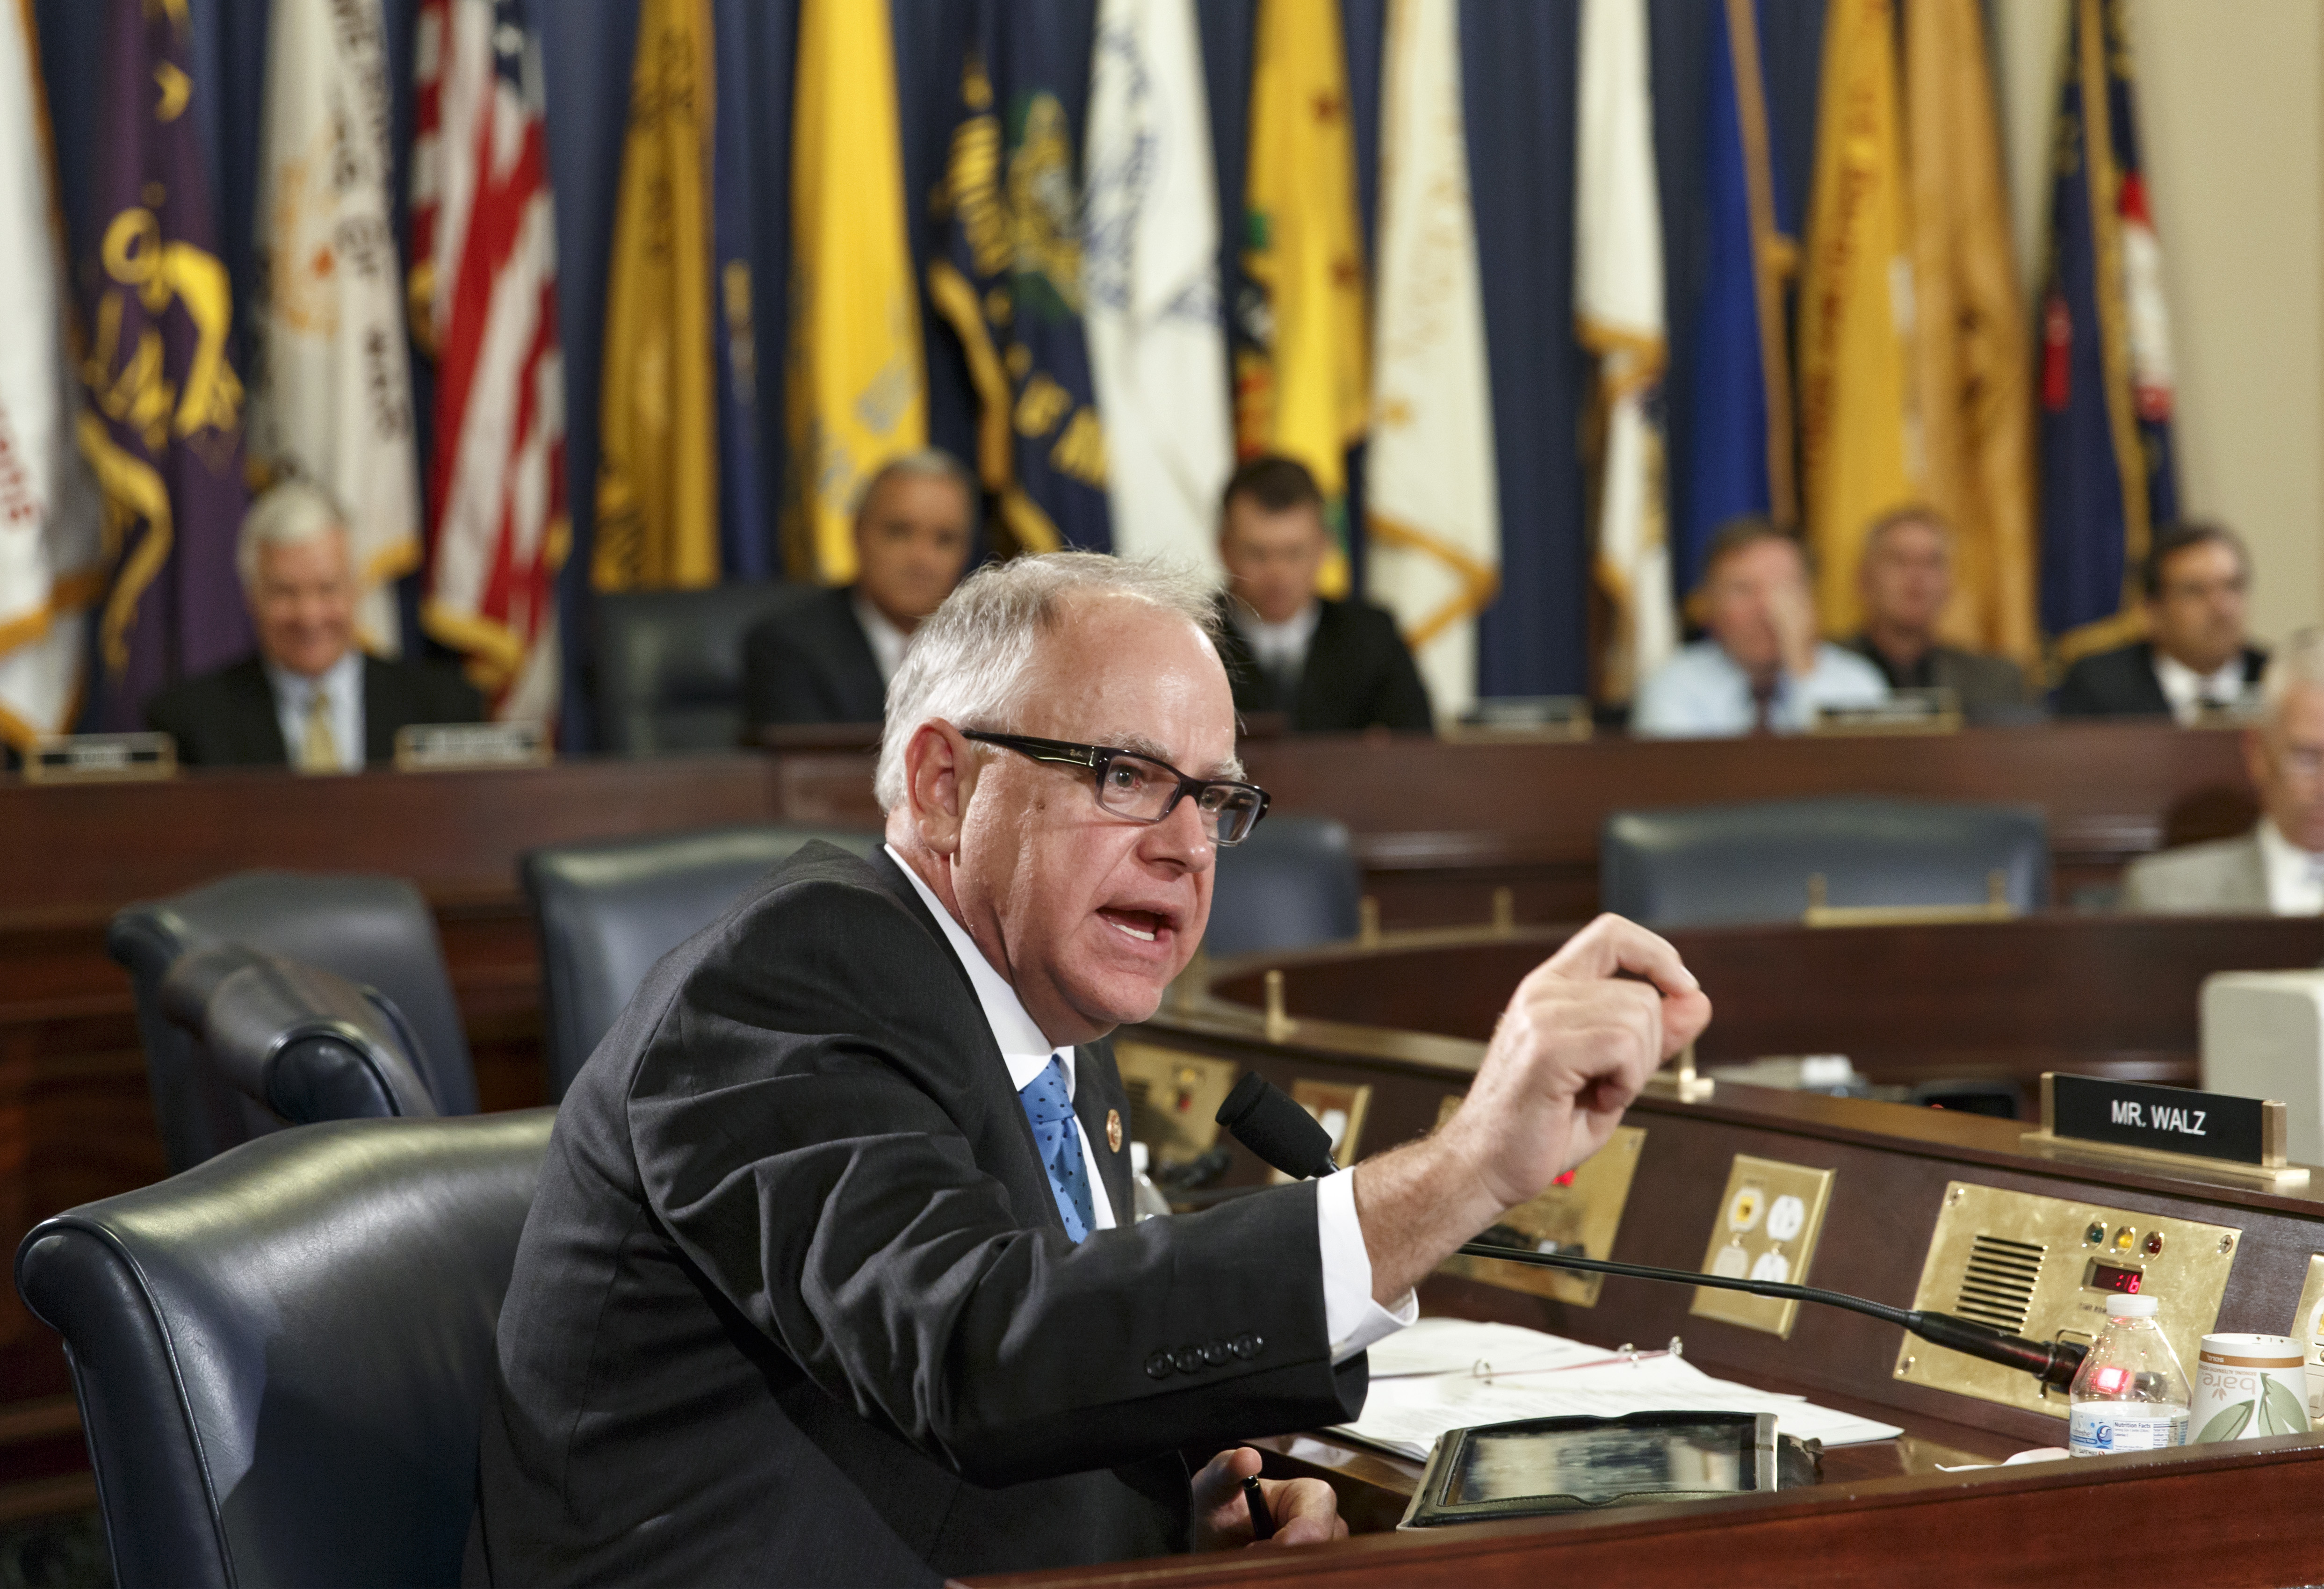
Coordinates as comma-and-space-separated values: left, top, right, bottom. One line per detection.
23, 732, 176, 783
393, 722, 552, 772
2023, 1072, 2306, 1191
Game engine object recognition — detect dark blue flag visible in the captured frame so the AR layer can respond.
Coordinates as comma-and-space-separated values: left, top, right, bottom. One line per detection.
2038, 0, 2177, 648
926, 0, 1112, 555
709, 0, 774, 581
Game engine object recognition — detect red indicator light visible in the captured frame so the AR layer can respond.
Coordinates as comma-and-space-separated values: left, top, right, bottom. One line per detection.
1553, 1170, 1578, 1188
2093, 1365, 2131, 1395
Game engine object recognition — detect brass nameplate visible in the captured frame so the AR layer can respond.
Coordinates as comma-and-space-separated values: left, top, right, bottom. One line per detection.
1435, 1094, 1644, 1308
1111, 1043, 1237, 1167
2020, 1071, 2305, 1190
1691, 1155, 1835, 1338
392, 721, 551, 771
1267, 1079, 1374, 1185
1894, 1181, 2239, 1420
1810, 687, 1961, 736
24, 731, 177, 782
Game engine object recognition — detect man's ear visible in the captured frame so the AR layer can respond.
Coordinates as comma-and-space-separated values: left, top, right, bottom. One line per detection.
902, 718, 977, 857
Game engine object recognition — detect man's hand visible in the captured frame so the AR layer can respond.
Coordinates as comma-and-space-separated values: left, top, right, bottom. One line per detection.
1351, 915, 1711, 1303
1191, 1447, 1347, 1550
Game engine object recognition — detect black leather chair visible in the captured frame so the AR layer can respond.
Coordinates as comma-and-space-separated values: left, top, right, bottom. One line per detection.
161, 944, 440, 1124
522, 825, 882, 1098
1599, 796, 2050, 928
1203, 812, 1363, 958
14, 1109, 555, 1589
108, 872, 478, 1174
592, 581, 816, 756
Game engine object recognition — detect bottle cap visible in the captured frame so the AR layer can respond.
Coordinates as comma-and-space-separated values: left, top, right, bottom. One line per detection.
2105, 1293, 2161, 1317
1131, 1141, 1150, 1175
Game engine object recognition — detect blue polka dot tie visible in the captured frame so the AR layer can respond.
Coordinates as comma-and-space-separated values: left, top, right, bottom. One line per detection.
1018, 1054, 1097, 1242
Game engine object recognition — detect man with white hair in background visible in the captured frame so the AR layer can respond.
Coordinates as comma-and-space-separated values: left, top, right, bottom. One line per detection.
2122, 628, 2324, 914
144, 479, 480, 768
471, 552, 1711, 1584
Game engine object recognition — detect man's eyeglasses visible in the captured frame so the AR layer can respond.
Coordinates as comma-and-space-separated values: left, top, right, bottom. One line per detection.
960, 731, 1271, 845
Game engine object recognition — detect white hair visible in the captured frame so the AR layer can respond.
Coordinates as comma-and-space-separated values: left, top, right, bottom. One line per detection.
874, 552, 1222, 811
856, 448, 976, 524
238, 478, 350, 587
2263, 628, 2324, 717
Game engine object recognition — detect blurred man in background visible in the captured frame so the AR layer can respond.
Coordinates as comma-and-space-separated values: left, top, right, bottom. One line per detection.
2121, 629, 2324, 913
1632, 517, 1887, 737
144, 480, 480, 769
1213, 455, 1431, 734
2055, 523, 2267, 721
743, 450, 977, 729
1842, 506, 2030, 722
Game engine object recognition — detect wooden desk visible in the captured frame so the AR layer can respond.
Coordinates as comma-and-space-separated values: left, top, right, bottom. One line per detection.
983, 944, 2324, 1585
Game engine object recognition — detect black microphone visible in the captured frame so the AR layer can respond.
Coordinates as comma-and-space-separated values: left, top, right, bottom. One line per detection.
1214, 1075, 2088, 1391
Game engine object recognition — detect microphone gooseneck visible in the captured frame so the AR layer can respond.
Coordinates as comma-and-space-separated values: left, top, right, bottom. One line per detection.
1216, 1075, 2090, 1392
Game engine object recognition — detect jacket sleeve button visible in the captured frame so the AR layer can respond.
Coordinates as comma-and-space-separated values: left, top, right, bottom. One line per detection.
1173, 1345, 1205, 1374
1230, 1332, 1263, 1360
1200, 1339, 1230, 1366
1146, 1351, 1176, 1380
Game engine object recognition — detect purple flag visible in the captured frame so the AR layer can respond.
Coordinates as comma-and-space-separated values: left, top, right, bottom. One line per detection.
77, 0, 253, 730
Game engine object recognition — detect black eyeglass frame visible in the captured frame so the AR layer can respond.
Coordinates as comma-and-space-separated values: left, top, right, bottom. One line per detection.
960, 730, 1272, 845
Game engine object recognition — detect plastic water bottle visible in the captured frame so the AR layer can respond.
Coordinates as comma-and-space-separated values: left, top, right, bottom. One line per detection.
1128, 1142, 1172, 1222
2068, 1294, 2191, 1456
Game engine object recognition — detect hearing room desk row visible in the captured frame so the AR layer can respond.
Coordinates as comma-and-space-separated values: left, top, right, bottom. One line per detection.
949, 935, 2324, 1587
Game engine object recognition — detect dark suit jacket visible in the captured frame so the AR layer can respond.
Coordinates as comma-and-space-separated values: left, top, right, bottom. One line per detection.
1215, 597, 1434, 734
468, 844, 1363, 1587
1843, 636, 2031, 722
142, 653, 483, 767
742, 585, 888, 728
2054, 640, 2267, 718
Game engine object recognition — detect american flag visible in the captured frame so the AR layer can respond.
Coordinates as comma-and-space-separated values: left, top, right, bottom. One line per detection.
409, 0, 566, 725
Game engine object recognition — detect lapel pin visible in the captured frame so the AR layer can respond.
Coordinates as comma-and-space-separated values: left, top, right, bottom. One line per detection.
1105, 1108, 1124, 1153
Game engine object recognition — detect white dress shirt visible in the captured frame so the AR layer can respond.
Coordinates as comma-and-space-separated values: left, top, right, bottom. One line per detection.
885, 845, 1412, 1362
264, 650, 365, 772
1230, 599, 1322, 676
1631, 639, 1890, 737
852, 592, 911, 686
2255, 819, 2324, 916
2153, 650, 2249, 726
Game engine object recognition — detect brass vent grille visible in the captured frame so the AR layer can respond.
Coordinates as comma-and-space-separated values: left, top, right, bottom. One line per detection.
1954, 1234, 2044, 1334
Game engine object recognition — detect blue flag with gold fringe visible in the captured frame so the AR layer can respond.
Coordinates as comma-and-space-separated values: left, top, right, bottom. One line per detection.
2038, 0, 2178, 651
927, 0, 1111, 556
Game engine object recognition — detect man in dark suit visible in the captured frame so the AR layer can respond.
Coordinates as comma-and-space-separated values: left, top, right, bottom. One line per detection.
144, 481, 480, 768
471, 553, 1708, 1584
742, 450, 976, 729
1842, 506, 2032, 722
2055, 522, 2268, 721
1211, 456, 1432, 734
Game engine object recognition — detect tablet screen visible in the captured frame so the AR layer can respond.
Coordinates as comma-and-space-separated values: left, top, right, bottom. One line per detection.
1448, 1421, 1756, 1506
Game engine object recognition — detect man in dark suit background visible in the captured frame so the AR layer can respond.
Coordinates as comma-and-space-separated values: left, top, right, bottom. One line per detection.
143, 480, 480, 768
742, 449, 975, 729
1842, 506, 2032, 722
2055, 522, 2268, 721
1211, 455, 1433, 734
471, 553, 1708, 1584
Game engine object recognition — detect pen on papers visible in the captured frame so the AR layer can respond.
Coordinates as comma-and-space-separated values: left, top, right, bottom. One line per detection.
1241, 1474, 1275, 1541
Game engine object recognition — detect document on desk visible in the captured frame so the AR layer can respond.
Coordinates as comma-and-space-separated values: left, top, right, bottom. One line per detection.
1340, 1323, 1903, 1459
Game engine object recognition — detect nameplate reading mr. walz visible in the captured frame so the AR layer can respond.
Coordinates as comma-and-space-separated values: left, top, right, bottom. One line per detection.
2050, 1074, 2271, 1166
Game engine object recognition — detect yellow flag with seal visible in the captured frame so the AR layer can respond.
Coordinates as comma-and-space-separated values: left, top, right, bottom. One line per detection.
1797, 0, 1916, 636
784, 0, 927, 585
594, 0, 719, 592
1235, 0, 1368, 598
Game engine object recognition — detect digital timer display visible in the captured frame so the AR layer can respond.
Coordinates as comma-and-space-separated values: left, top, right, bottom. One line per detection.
2087, 1260, 2144, 1295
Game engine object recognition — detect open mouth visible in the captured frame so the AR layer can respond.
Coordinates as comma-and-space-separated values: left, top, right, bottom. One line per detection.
1100, 908, 1169, 945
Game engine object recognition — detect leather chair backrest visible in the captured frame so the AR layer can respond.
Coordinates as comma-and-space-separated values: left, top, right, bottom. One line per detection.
14, 1109, 555, 1589
522, 825, 883, 1098
1599, 796, 2051, 928
592, 581, 816, 757
108, 871, 477, 1173
1203, 812, 1363, 958
160, 944, 440, 1123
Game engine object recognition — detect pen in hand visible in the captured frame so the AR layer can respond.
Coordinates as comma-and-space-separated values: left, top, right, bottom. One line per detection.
1241, 1473, 1276, 1541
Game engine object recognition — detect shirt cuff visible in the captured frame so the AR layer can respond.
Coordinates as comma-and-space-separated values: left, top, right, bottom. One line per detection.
1316, 1167, 1418, 1364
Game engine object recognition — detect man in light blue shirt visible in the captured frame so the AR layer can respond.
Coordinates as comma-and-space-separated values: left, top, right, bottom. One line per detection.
1633, 518, 1887, 737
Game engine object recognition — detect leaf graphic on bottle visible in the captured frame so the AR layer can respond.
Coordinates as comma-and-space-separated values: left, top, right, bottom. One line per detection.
2198, 1400, 2252, 1444
2264, 1376, 2310, 1435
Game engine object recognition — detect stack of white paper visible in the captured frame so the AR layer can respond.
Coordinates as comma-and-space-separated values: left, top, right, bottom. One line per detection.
1340, 1320, 1902, 1460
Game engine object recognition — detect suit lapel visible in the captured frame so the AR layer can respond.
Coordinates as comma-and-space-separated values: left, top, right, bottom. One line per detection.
227, 658, 291, 764
829, 587, 889, 721
2131, 644, 2174, 715
361, 657, 400, 766
1071, 1040, 1135, 1224
1295, 600, 1346, 724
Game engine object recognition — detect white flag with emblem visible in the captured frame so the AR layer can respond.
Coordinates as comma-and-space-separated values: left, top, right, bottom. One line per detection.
0, 0, 101, 749
1365, 0, 1498, 722
1083, 0, 1231, 579
1575, 0, 1675, 703
249, 0, 420, 655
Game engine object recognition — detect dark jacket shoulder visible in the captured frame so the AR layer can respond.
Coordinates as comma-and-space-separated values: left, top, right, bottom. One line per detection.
2055, 641, 2268, 718
743, 585, 888, 728
1217, 595, 1434, 734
